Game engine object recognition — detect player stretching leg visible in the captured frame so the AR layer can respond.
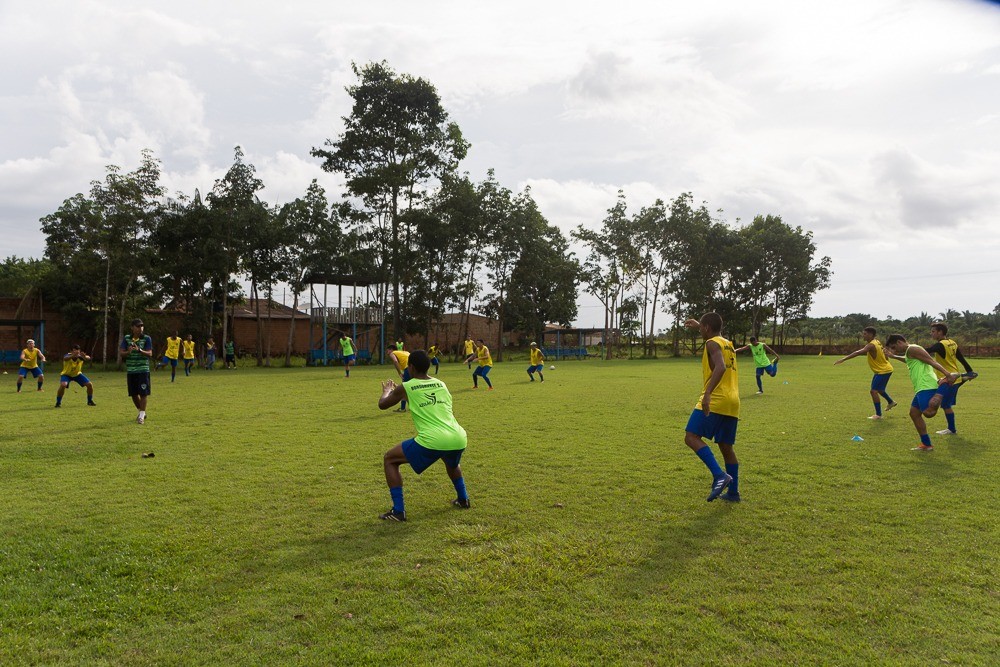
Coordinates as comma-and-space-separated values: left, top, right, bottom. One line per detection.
683, 313, 741, 502
834, 327, 897, 420
377, 350, 471, 521
925, 322, 975, 436
734, 336, 779, 394
884, 334, 958, 451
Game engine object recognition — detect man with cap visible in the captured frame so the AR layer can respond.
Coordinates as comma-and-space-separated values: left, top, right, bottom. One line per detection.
119, 318, 153, 424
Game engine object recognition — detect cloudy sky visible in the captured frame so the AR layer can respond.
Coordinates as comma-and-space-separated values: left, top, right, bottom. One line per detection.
2, 0, 999, 327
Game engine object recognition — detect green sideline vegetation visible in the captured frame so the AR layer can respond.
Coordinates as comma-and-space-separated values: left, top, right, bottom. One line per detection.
1, 357, 996, 664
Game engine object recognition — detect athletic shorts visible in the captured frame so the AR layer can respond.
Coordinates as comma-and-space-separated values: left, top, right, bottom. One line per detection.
127, 372, 151, 397
473, 365, 492, 377
937, 382, 961, 409
685, 409, 739, 445
18, 367, 42, 378
60, 374, 90, 386
431, 357, 439, 366
871, 372, 892, 392
756, 364, 777, 377
911, 388, 940, 411
225, 354, 235, 362
344, 354, 356, 363
528, 364, 544, 373
161, 356, 178, 367
401, 437, 464, 474
184, 357, 195, 363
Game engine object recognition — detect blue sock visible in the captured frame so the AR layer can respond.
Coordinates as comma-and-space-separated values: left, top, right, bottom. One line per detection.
484, 375, 493, 388
920, 433, 932, 447
725, 463, 739, 495
38, 380, 43, 390
453, 476, 468, 501
389, 486, 405, 513
171, 368, 176, 382
56, 397, 62, 406
345, 366, 350, 377
874, 401, 882, 416
946, 413, 956, 432
880, 391, 894, 404
401, 399, 407, 411
695, 445, 724, 477
756, 374, 763, 392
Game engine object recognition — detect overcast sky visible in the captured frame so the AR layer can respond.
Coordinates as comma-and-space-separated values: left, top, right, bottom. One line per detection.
2, 0, 999, 327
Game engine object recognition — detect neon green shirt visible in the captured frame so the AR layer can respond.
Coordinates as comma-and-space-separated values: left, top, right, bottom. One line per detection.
749, 343, 770, 368
905, 345, 939, 392
339, 337, 354, 356
403, 377, 467, 451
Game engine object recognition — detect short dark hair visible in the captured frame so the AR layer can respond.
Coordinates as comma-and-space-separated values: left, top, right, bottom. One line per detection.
700, 312, 723, 334
409, 350, 431, 374
72, 343, 81, 350
931, 322, 948, 336
749, 336, 758, 343
886, 334, 907, 346
863, 326, 877, 336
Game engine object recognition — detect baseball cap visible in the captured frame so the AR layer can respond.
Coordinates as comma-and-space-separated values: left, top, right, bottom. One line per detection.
131, 318, 144, 327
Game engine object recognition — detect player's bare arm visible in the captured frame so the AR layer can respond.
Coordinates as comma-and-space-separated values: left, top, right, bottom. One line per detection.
701, 340, 725, 416
378, 380, 406, 410
834, 343, 872, 365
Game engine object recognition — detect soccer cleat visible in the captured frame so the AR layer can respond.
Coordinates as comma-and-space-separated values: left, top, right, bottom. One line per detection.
452, 498, 471, 509
886, 401, 898, 410
707, 473, 732, 502
755, 391, 763, 395
54, 403, 61, 408
868, 415, 883, 420
935, 429, 956, 435
87, 401, 96, 406
959, 371, 978, 381
720, 492, 742, 503
910, 444, 933, 451
137, 416, 145, 425
487, 387, 494, 391
379, 509, 407, 522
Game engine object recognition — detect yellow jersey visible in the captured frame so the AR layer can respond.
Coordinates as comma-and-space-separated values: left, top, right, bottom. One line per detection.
530, 348, 544, 365
20, 348, 41, 369
696, 335, 740, 418
476, 345, 493, 367
464, 339, 475, 355
165, 337, 181, 359
393, 350, 410, 373
866, 339, 893, 374
61, 355, 85, 377
428, 346, 440, 359
932, 338, 963, 384
183, 340, 195, 359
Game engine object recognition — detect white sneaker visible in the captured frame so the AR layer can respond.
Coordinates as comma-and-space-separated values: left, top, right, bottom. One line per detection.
137, 415, 145, 425
935, 429, 956, 435
755, 391, 763, 395
868, 415, 883, 420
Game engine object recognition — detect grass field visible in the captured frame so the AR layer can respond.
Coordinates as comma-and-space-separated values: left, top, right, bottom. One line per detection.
1, 355, 997, 665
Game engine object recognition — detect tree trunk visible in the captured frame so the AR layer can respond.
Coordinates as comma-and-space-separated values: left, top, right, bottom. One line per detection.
116, 275, 135, 371
285, 289, 299, 367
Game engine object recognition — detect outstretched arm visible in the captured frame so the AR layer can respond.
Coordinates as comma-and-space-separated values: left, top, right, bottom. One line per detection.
834, 344, 872, 365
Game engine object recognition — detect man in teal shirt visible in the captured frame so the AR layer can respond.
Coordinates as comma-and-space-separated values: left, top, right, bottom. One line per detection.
735, 336, 780, 394
885, 334, 959, 452
376, 349, 470, 521
118, 318, 153, 424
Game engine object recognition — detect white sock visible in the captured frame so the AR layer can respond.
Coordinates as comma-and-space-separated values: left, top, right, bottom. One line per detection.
139, 410, 146, 419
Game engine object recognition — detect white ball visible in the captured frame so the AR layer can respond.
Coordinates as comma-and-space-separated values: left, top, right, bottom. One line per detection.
549, 365, 555, 370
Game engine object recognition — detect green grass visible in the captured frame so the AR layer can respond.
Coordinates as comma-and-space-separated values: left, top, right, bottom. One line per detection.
1, 357, 997, 665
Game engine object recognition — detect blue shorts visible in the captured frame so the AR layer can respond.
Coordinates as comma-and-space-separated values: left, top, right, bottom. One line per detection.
402, 368, 411, 382
685, 409, 739, 445
911, 388, 940, 411
401, 438, 464, 474
528, 364, 544, 373
18, 367, 43, 378
937, 382, 961, 409
127, 372, 151, 397
60, 374, 90, 386
756, 364, 777, 378
344, 354, 356, 363
871, 372, 892, 392
161, 356, 178, 367
431, 357, 439, 366
473, 365, 492, 377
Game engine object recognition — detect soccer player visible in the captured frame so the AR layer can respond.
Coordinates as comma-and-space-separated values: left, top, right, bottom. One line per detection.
884, 334, 959, 451
427, 343, 441, 375
466, 339, 494, 390
683, 313, 741, 502
387, 346, 411, 412
55, 344, 96, 407
224, 339, 236, 369
182, 334, 196, 376
119, 318, 153, 424
156, 331, 181, 382
734, 336, 779, 394
464, 336, 475, 368
395, 339, 405, 351
205, 338, 217, 370
833, 327, 898, 419
339, 332, 357, 377
925, 322, 975, 436
527, 342, 546, 382
16, 338, 46, 392
377, 349, 470, 522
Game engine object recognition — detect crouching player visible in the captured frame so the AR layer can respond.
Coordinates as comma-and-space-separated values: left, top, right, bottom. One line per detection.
377, 350, 471, 521
56, 344, 96, 407
884, 334, 959, 451
527, 342, 546, 383
683, 313, 742, 502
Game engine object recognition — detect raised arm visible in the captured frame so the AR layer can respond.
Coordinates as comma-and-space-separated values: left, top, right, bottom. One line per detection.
378, 380, 407, 410
834, 343, 873, 365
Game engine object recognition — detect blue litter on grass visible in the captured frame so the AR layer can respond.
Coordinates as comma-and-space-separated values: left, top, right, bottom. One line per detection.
851, 435, 864, 442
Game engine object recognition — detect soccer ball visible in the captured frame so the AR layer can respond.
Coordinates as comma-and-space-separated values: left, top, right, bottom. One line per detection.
549, 365, 555, 370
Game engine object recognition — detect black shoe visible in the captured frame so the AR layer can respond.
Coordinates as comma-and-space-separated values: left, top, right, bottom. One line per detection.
720, 492, 741, 503
87, 401, 96, 406
380, 509, 407, 522
54, 403, 61, 408
707, 473, 733, 502
452, 498, 471, 509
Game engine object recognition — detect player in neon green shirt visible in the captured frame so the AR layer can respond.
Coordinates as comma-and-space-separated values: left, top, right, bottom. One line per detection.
339, 332, 356, 377
734, 336, 779, 394
885, 334, 959, 452
377, 350, 470, 521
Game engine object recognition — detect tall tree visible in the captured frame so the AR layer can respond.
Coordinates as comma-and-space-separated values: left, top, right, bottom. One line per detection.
311, 60, 469, 339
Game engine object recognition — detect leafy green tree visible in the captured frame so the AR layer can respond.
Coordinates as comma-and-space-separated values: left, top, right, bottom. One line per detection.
311, 60, 469, 339
0, 256, 53, 298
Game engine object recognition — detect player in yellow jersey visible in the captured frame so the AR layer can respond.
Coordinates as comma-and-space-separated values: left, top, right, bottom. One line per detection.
182, 334, 196, 376
527, 342, 546, 383
834, 326, 898, 420
156, 331, 182, 382
427, 343, 441, 375
55, 344, 96, 407
17, 338, 46, 392
683, 313, 741, 502
466, 338, 494, 389
464, 336, 475, 368
387, 346, 412, 412
925, 322, 976, 436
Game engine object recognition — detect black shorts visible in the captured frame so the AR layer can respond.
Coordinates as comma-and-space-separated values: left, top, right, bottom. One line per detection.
127, 372, 151, 396
225, 354, 235, 362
